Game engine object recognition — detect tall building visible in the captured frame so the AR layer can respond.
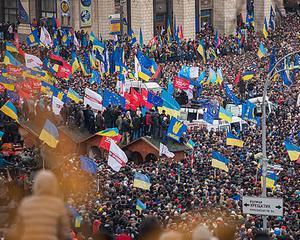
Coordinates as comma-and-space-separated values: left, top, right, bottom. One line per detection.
1, 0, 285, 42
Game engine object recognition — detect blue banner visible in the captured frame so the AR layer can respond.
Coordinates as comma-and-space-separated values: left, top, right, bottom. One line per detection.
167, 117, 187, 142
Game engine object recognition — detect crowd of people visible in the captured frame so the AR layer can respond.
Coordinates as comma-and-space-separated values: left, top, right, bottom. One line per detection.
0, 7, 299, 240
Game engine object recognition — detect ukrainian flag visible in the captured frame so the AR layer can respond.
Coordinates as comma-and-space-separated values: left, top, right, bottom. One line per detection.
90, 32, 105, 53
138, 66, 153, 81
219, 106, 233, 123
242, 71, 255, 81
284, 140, 300, 161
39, 119, 59, 148
96, 128, 119, 137
41, 81, 54, 96
133, 172, 151, 190
263, 17, 268, 39
185, 139, 196, 149
78, 57, 89, 76
0, 78, 15, 91
261, 172, 278, 189
208, 68, 217, 84
197, 39, 206, 64
67, 88, 81, 103
6, 42, 18, 53
211, 151, 229, 172
0, 101, 19, 123
226, 132, 244, 147
257, 42, 267, 59
136, 199, 146, 213
3, 51, 21, 66
71, 56, 80, 74
216, 68, 223, 85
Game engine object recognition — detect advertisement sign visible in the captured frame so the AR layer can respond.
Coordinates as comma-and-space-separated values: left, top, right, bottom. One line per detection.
80, 0, 92, 27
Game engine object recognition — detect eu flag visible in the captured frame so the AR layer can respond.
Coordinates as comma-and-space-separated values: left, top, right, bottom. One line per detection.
148, 92, 163, 107
103, 89, 125, 108
80, 156, 98, 174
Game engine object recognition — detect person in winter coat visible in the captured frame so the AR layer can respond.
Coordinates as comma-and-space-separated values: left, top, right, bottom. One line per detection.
8, 170, 71, 240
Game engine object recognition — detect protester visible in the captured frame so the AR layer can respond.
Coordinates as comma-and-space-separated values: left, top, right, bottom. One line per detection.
0, 8, 299, 240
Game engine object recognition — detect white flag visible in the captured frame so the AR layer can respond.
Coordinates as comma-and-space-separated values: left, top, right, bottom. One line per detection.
108, 140, 128, 172
40, 26, 53, 47
25, 53, 43, 69
52, 96, 64, 115
159, 143, 175, 158
84, 88, 103, 112
73, 33, 80, 49
134, 56, 141, 79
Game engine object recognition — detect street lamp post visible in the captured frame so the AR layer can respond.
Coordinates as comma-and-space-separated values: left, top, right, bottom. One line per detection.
261, 50, 300, 231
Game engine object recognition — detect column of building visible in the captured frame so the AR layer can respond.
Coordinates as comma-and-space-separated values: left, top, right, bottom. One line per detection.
173, 0, 195, 39
131, 0, 154, 44
213, 0, 237, 35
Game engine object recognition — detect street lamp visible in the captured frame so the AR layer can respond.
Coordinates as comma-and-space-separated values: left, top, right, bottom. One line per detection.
261, 50, 300, 231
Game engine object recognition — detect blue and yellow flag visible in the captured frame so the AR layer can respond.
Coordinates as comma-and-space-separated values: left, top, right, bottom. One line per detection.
197, 39, 206, 64
219, 106, 233, 123
0, 101, 19, 123
226, 132, 244, 147
26, 29, 40, 46
208, 67, 217, 84
0, 77, 15, 91
211, 151, 229, 172
263, 17, 268, 39
138, 66, 153, 81
257, 42, 267, 59
186, 139, 196, 149
71, 53, 80, 74
133, 172, 151, 190
96, 128, 119, 137
67, 88, 81, 103
167, 117, 187, 142
90, 32, 105, 52
136, 199, 146, 213
6, 42, 18, 53
139, 28, 144, 46
158, 90, 181, 117
284, 140, 300, 161
3, 51, 21, 66
39, 119, 59, 148
242, 70, 255, 80
216, 68, 223, 85
261, 172, 278, 189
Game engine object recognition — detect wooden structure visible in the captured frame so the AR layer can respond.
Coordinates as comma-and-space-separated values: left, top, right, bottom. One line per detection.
122, 137, 190, 163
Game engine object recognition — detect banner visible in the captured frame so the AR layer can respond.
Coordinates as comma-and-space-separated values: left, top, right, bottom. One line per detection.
108, 140, 128, 172
7, 65, 23, 76
167, 117, 187, 142
80, 0, 92, 27
84, 88, 103, 112
173, 76, 190, 90
52, 96, 64, 115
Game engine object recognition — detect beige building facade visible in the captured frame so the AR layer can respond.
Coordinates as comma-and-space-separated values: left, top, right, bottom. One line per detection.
1, 0, 285, 43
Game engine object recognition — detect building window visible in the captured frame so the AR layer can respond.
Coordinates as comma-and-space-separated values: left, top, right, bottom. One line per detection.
153, 0, 173, 35
4, 0, 18, 23
41, 0, 57, 18
200, 9, 213, 27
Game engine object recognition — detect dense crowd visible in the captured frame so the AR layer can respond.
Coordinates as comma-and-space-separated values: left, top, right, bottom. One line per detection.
0, 8, 300, 240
